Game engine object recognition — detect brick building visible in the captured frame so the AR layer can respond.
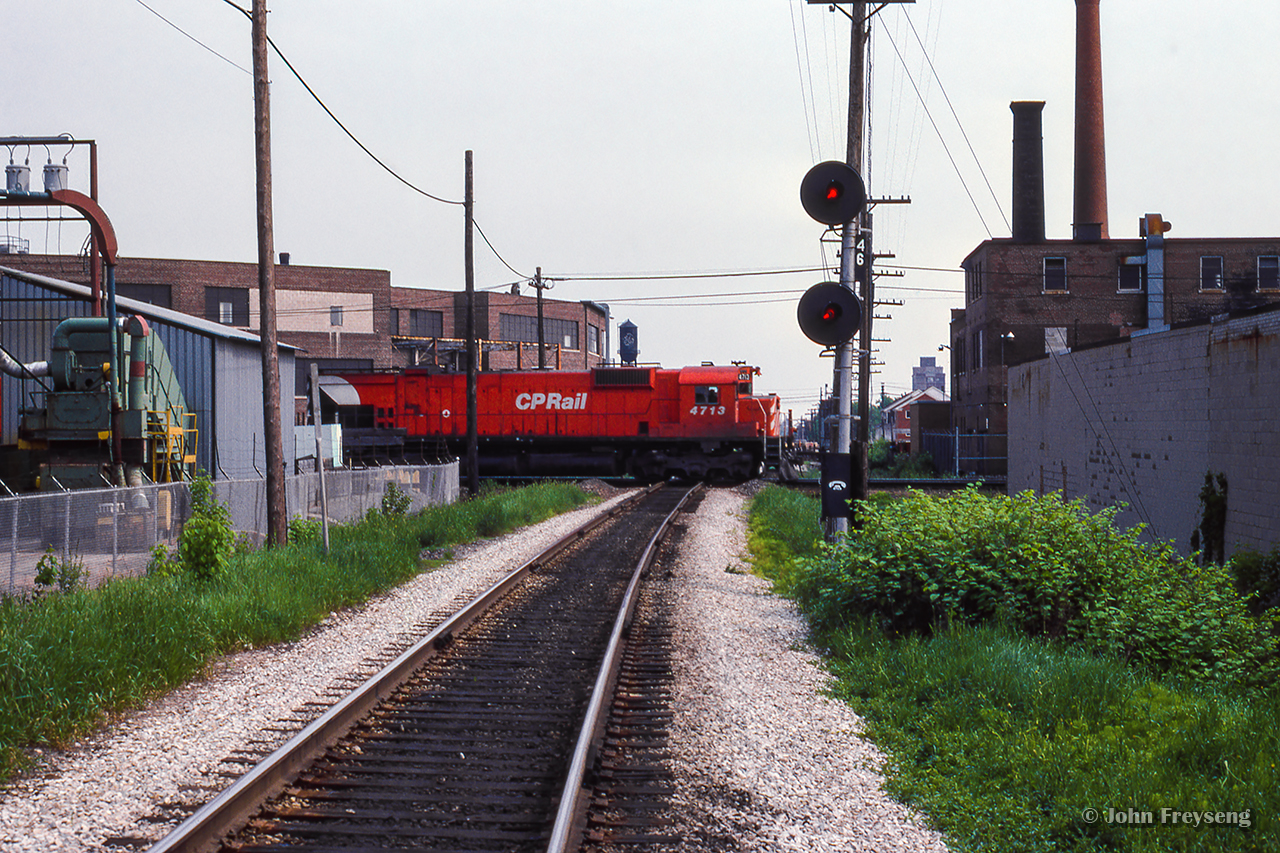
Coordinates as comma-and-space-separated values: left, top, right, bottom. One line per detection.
948, 99, 1280, 450
3, 254, 610, 390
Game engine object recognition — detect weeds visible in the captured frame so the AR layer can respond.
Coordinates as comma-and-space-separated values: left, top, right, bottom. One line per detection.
0, 481, 595, 784
746, 485, 1280, 852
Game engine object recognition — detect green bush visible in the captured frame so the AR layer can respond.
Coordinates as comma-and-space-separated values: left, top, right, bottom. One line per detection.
794, 487, 1276, 686
177, 475, 236, 580
33, 546, 87, 595
1230, 546, 1280, 618
381, 481, 412, 516
868, 439, 937, 478
288, 516, 324, 547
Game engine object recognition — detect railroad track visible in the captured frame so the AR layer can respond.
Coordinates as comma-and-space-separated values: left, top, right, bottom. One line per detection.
147, 483, 698, 853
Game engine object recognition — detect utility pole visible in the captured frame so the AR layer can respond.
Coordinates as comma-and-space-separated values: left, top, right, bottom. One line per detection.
252, 0, 286, 546
810, 0, 913, 529
534, 266, 546, 369
464, 151, 479, 497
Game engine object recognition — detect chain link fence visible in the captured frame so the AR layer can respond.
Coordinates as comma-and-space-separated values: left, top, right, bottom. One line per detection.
0, 463, 459, 596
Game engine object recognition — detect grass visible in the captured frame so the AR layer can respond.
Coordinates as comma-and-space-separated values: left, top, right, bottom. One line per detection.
747, 485, 1279, 852
0, 481, 594, 784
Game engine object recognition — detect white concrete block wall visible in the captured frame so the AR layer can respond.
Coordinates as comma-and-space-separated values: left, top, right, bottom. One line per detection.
1010, 313, 1278, 558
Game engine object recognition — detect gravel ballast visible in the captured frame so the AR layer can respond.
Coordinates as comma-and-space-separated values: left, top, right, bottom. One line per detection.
0, 486, 948, 852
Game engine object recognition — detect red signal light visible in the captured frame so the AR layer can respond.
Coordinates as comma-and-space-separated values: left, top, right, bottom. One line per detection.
800, 161, 866, 226
797, 282, 862, 346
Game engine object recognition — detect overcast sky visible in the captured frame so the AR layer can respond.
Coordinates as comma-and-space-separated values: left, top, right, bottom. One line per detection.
4, 1, 1277, 417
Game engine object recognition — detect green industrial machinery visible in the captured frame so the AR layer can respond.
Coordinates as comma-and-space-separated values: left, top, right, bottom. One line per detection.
15, 315, 196, 491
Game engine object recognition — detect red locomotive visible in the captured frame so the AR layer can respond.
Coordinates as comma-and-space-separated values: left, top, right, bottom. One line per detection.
320, 364, 786, 481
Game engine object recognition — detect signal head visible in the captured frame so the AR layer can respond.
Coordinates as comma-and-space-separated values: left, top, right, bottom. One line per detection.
800, 161, 866, 226
797, 282, 862, 346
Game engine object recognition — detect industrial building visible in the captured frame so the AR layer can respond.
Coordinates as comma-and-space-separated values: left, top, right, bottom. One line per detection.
3, 254, 611, 400
0, 265, 297, 489
947, 0, 1280, 472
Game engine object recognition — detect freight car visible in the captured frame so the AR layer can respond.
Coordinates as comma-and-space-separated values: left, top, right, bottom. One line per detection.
319, 364, 787, 481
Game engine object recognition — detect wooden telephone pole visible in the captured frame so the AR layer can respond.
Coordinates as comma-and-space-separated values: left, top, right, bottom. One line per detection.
252, 0, 287, 545
464, 151, 479, 497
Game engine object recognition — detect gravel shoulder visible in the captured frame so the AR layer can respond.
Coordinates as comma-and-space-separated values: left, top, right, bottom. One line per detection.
0, 485, 949, 852
664, 487, 948, 852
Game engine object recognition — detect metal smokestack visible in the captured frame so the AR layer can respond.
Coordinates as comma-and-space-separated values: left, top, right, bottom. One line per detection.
1011, 101, 1046, 243
1073, 0, 1108, 240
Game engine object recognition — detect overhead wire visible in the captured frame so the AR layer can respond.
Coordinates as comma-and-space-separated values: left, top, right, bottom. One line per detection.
209, 1, 538, 281
132, 0, 252, 74
789, 0, 820, 162
874, 15, 994, 239
902, 8, 1009, 233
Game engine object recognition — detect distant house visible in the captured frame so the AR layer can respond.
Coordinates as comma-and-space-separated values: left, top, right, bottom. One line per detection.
881, 386, 948, 450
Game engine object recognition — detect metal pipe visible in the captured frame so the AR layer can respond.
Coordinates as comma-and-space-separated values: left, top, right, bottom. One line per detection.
0, 348, 49, 378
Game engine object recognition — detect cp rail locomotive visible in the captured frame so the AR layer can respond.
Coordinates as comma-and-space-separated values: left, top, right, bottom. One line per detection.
319, 363, 787, 481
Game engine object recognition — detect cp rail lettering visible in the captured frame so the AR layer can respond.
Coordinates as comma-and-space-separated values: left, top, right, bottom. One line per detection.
515, 392, 589, 411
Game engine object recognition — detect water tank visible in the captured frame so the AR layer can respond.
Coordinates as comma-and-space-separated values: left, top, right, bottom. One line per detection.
619, 320, 638, 365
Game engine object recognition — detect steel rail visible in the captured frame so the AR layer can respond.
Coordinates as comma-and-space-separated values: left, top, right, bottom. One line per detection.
546, 482, 703, 853
147, 482, 661, 853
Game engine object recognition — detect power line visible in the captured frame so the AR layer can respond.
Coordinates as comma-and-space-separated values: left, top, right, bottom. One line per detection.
875, 14, 995, 239
132, 0, 251, 74
216, 1, 539, 282
901, 9, 1009, 233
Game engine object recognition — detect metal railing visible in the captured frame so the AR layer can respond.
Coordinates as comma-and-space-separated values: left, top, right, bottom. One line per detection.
0, 463, 459, 596
918, 429, 1008, 481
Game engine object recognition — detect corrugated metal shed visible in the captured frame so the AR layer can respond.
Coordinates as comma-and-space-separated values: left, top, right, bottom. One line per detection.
0, 265, 295, 482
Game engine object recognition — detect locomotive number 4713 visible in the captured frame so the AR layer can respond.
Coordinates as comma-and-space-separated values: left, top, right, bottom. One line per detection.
690, 405, 727, 416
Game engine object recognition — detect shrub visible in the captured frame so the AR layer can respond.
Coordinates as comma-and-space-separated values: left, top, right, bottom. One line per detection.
381, 481, 412, 516
1230, 546, 1280, 619
33, 546, 87, 595
288, 516, 324, 547
154, 474, 237, 581
795, 487, 1276, 686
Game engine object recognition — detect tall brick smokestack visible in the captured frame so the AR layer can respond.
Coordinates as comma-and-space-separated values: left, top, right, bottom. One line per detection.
1073, 0, 1108, 240
1011, 101, 1046, 243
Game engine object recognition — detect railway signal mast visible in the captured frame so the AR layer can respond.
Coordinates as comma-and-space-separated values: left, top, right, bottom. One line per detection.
801, 0, 913, 535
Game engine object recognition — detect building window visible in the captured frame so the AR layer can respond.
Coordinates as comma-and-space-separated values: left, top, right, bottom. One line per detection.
1046, 327, 1069, 354
389, 308, 399, 335
407, 309, 444, 338
1200, 256, 1224, 291
587, 324, 600, 355
1259, 256, 1279, 291
116, 282, 172, 308
967, 261, 984, 301
205, 287, 249, 326
499, 314, 579, 350
953, 338, 965, 375
1043, 257, 1067, 292
330, 305, 343, 326
1118, 262, 1146, 293
971, 329, 985, 370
